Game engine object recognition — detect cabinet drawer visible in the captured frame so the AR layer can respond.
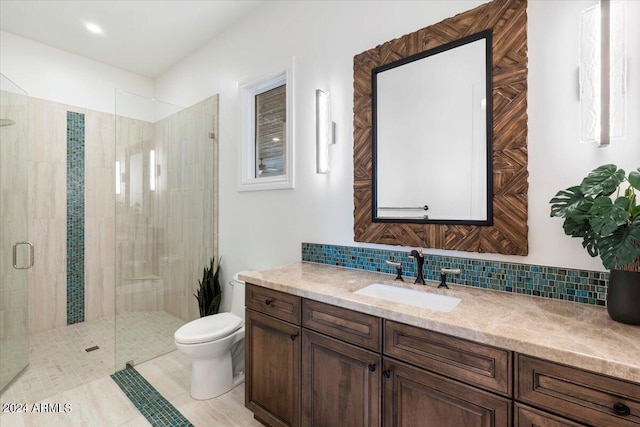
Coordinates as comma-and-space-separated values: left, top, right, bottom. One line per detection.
384, 320, 512, 396
514, 403, 587, 427
516, 354, 640, 427
246, 283, 301, 325
302, 299, 381, 351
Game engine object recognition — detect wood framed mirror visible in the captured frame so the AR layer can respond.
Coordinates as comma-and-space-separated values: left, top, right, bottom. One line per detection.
353, 0, 528, 255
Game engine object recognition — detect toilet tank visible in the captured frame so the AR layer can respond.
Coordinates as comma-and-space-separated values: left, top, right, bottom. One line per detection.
230, 273, 246, 320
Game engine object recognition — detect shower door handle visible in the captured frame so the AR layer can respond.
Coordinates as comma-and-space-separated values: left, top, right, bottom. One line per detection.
13, 241, 34, 269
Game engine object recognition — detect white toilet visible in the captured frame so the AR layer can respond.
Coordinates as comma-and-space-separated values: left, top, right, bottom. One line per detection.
174, 273, 246, 400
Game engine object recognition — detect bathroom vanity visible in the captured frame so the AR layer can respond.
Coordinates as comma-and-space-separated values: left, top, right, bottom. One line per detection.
241, 262, 640, 427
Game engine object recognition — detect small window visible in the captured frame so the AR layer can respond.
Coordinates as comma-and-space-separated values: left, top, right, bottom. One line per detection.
239, 65, 294, 191
255, 85, 286, 178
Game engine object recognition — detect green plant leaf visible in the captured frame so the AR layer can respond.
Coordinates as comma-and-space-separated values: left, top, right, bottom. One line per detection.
550, 186, 590, 218
581, 228, 600, 257
580, 164, 625, 197
588, 197, 630, 236
194, 256, 223, 317
629, 168, 640, 191
562, 217, 589, 238
597, 225, 640, 270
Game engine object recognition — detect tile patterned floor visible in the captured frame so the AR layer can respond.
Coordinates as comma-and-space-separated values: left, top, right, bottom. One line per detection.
1, 312, 260, 426
1, 311, 185, 404
1, 351, 260, 427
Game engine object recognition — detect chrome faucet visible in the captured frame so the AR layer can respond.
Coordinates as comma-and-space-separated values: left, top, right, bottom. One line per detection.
409, 249, 425, 285
438, 268, 461, 289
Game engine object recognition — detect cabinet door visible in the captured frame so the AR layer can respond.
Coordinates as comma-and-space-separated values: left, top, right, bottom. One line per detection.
246, 309, 301, 427
383, 358, 511, 427
302, 329, 381, 427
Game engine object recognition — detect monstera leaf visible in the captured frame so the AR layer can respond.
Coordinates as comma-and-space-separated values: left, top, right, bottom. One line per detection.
629, 168, 640, 191
597, 226, 640, 270
580, 164, 626, 197
550, 186, 592, 218
588, 197, 630, 236
550, 164, 640, 270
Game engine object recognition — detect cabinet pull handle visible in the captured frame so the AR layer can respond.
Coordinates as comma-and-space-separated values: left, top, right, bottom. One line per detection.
382, 370, 391, 379
368, 364, 376, 372
290, 334, 298, 341
265, 299, 274, 305
613, 402, 631, 416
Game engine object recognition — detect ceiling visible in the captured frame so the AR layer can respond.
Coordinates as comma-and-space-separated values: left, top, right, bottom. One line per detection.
0, 1, 264, 78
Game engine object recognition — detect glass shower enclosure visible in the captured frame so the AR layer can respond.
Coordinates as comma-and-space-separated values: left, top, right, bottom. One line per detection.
114, 91, 218, 370
0, 73, 30, 392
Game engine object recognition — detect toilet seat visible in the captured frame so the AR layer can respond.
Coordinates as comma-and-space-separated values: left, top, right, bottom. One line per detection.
175, 313, 243, 345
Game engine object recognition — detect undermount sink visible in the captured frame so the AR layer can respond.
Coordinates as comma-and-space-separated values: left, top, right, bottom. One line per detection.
354, 283, 461, 312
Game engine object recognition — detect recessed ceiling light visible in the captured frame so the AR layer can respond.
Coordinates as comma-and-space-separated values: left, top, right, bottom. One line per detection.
84, 22, 104, 35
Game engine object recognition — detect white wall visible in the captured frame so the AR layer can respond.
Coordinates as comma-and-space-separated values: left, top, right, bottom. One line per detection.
3, 1, 639, 295
0, 31, 154, 114
155, 0, 640, 286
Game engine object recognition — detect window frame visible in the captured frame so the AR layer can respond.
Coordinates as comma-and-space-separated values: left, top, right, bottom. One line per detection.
238, 64, 294, 191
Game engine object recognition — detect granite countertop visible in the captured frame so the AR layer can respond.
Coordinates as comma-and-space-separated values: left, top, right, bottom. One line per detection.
239, 261, 640, 384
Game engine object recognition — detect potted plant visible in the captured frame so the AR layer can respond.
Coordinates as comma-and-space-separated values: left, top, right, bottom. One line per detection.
550, 164, 640, 324
194, 257, 222, 317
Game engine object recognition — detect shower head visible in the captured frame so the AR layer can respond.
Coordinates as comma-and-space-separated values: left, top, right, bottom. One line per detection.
0, 118, 16, 127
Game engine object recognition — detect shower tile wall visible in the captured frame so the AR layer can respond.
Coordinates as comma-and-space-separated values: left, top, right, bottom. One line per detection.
25, 95, 218, 333
28, 98, 70, 333
155, 96, 218, 322
115, 115, 160, 314
84, 109, 116, 323
28, 98, 123, 332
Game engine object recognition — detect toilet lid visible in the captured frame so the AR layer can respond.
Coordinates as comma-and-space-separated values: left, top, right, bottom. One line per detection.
174, 313, 243, 344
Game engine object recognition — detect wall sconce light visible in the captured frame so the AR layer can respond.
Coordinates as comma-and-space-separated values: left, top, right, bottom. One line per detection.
149, 149, 156, 191
115, 160, 121, 195
316, 89, 335, 174
579, 0, 626, 146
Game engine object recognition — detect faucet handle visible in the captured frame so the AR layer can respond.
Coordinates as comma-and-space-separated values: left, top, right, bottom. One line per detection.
438, 268, 461, 289
385, 260, 404, 281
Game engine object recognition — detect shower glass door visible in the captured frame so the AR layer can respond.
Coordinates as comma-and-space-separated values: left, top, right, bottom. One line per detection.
114, 90, 217, 371
0, 74, 30, 392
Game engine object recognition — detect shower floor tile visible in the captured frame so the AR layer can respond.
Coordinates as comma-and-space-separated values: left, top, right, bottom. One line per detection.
0, 311, 185, 404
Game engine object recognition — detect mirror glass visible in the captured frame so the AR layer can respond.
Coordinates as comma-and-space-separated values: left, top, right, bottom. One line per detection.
373, 31, 492, 224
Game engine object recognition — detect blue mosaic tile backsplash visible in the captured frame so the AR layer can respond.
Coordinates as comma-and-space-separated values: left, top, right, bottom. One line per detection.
67, 111, 85, 325
302, 243, 609, 306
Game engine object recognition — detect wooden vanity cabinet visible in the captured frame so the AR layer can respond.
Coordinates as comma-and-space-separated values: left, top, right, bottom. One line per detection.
245, 285, 302, 427
515, 354, 640, 427
383, 357, 512, 427
514, 403, 587, 427
300, 298, 382, 426
245, 285, 640, 427
301, 329, 381, 426
382, 320, 512, 427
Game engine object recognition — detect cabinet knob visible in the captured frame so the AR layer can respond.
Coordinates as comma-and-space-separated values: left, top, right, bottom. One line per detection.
368, 364, 376, 372
613, 402, 631, 416
265, 299, 274, 305
290, 334, 298, 341
382, 370, 391, 379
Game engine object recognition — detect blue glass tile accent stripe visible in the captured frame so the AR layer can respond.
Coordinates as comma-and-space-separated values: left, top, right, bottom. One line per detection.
111, 368, 194, 427
67, 111, 85, 325
301, 243, 609, 306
